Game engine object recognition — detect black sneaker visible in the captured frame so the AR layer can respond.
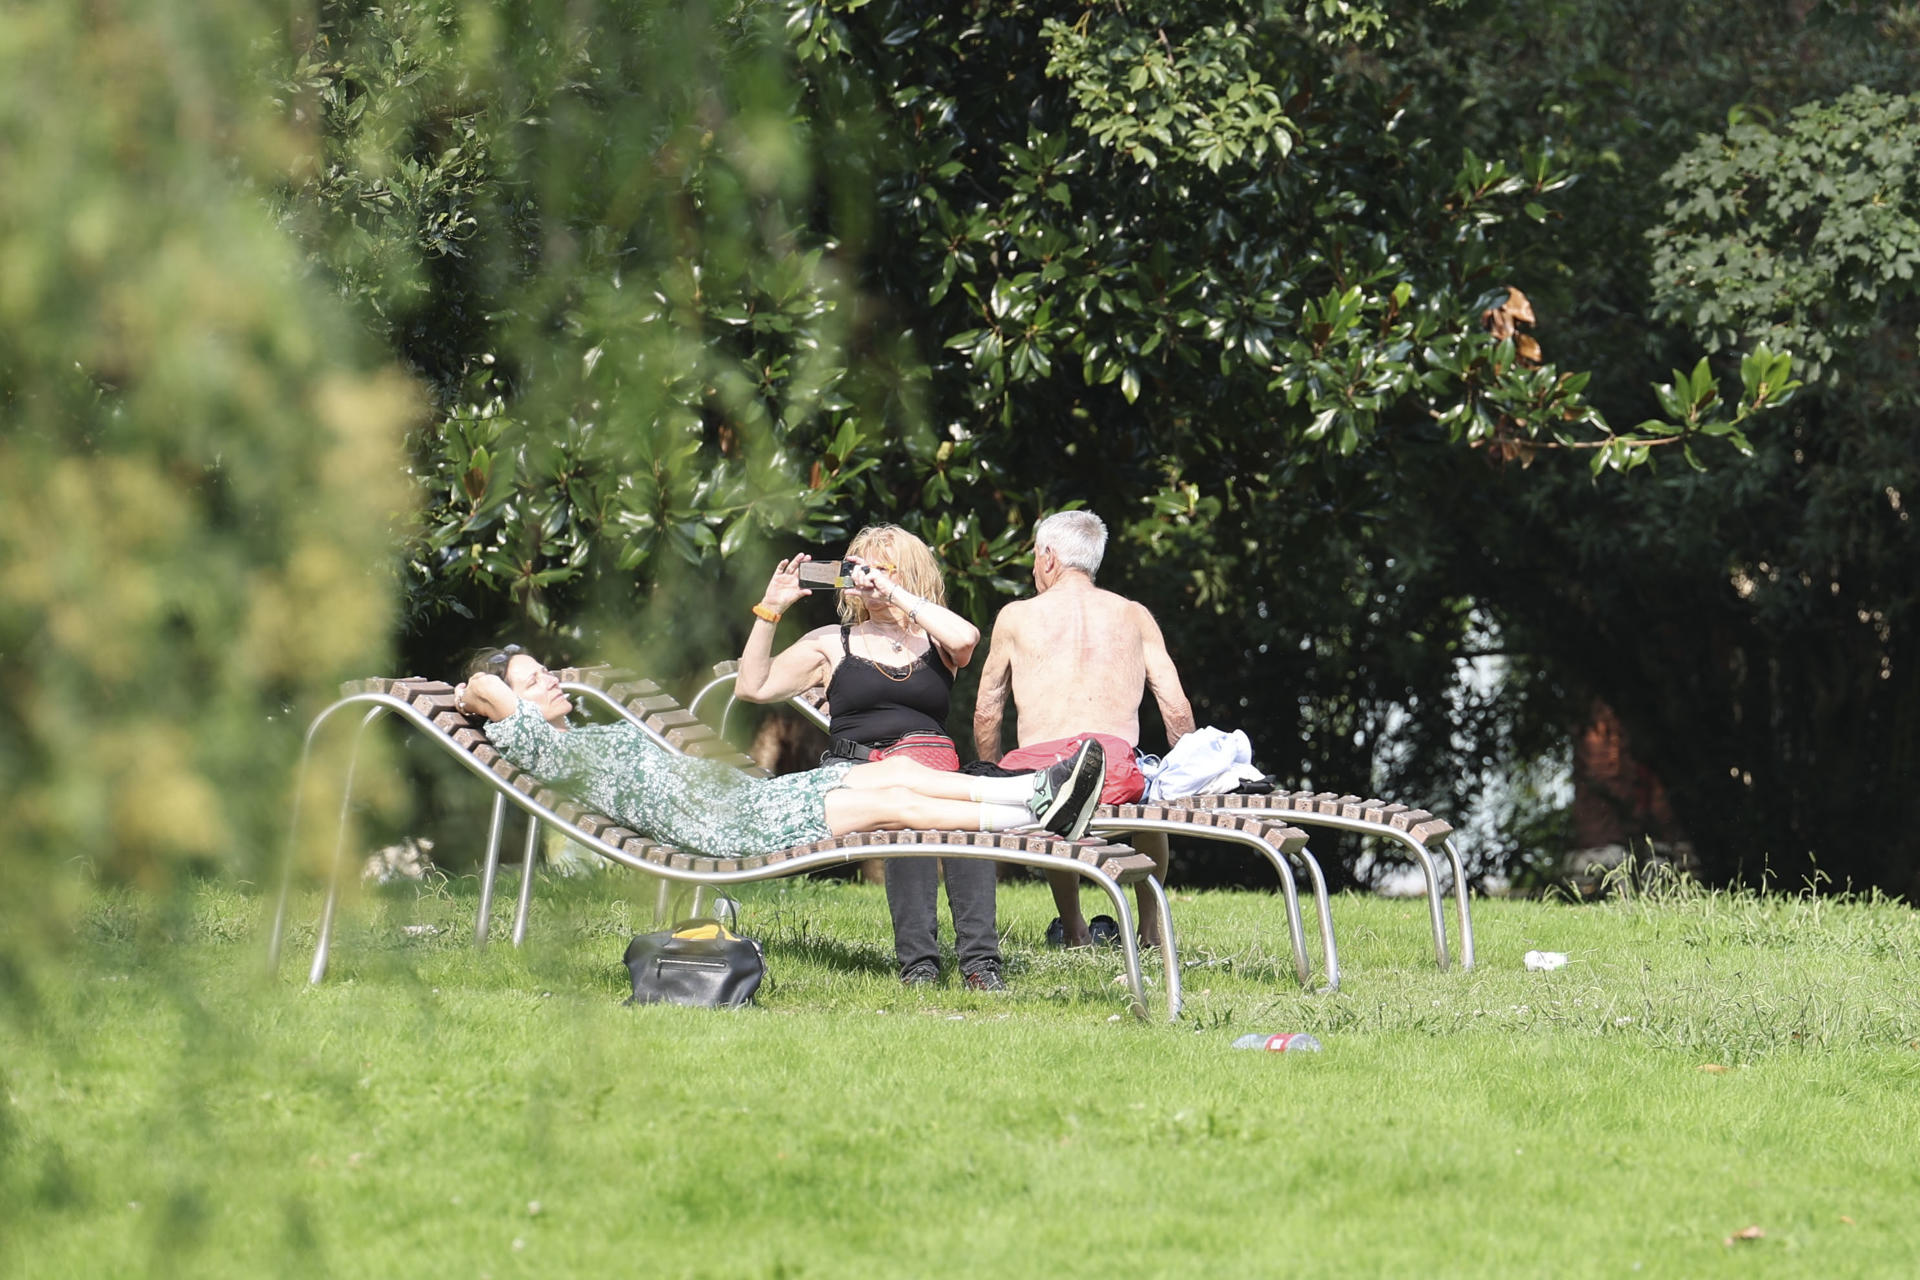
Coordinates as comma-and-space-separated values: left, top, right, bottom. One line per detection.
1031, 739, 1104, 838
963, 966, 1007, 992
1089, 914, 1120, 947
900, 962, 940, 987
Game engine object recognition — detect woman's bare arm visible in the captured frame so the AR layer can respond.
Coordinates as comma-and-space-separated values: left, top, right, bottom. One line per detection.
736, 555, 833, 701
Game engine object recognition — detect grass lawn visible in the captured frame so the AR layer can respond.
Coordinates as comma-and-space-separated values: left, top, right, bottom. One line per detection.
6, 871, 1920, 1278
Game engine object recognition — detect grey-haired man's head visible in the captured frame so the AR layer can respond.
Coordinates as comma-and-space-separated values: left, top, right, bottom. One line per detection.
1032, 510, 1107, 588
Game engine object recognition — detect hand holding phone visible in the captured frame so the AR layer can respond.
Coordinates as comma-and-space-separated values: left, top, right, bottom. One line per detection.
795, 560, 849, 589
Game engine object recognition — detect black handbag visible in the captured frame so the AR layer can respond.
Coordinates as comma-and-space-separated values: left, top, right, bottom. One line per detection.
622, 918, 765, 1009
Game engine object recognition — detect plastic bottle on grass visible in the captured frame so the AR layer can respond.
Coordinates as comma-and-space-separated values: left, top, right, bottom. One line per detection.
1231, 1032, 1322, 1052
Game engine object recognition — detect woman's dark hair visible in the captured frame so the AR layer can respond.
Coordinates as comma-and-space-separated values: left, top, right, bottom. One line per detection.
461, 644, 526, 682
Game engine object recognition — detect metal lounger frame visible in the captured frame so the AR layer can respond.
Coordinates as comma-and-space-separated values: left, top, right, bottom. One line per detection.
558, 673, 1226, 998
692, 663, 1340, 990
1184, 792, 1475, 972
267, 680, 1180, 1020
696, 660, 1476, 980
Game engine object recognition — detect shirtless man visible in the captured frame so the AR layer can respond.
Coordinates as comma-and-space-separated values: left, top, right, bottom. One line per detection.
972, 509, 1195, 946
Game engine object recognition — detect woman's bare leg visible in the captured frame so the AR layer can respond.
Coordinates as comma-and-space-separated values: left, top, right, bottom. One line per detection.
841, 756, 1032, 803
824, 787, 1031, 835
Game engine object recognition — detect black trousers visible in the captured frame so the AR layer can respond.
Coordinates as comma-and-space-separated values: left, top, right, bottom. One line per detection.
884, 856, 1000, 977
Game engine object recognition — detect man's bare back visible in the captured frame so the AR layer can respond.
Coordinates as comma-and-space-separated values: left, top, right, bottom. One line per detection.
974, 577, 1194, 758
972, 510, 1195, 947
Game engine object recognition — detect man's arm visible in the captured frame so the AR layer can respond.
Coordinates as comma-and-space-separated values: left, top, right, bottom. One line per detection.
971, 612, 1017, 763
1135, 603, 1195, 746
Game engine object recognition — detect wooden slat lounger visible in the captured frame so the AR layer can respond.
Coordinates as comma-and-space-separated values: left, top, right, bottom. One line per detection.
267, 678, 1180, 1020
696, 660, 1475, 986
689, 663, 1331, 990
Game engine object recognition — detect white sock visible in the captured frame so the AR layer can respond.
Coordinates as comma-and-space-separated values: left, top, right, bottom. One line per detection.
977, 803, 1036, 832
967, 775, 1035, 805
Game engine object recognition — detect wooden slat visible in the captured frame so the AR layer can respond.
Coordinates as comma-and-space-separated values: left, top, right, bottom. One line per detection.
644, 708, 702, 734
663, 724, 719, 751
1388, 808, 1433, 831
607, 680, 666, 704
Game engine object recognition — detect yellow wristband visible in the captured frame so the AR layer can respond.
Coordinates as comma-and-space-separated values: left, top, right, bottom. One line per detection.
752, 603, 782, 623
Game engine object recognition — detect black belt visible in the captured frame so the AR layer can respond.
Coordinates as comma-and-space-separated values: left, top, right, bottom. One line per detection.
822, 737, 878, 763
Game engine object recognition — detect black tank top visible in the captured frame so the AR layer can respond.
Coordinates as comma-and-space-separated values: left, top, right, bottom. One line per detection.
826, 624, 955, 745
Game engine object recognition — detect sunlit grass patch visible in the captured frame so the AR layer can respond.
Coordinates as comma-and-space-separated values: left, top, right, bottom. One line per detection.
6, 876, 1920, 1277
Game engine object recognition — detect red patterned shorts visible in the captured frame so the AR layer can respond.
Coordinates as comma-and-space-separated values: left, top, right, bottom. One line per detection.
996, 733, 1144, 805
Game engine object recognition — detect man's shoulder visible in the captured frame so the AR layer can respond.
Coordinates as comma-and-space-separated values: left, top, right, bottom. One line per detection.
993, 596, 1043, 628
1092, 587, 1155, 623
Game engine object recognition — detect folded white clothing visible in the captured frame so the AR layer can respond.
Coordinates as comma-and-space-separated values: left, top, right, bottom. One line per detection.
1141, 726, 1257, 801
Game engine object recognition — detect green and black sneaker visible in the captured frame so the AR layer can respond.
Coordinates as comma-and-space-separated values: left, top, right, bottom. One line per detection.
1028, 739, 1105, 839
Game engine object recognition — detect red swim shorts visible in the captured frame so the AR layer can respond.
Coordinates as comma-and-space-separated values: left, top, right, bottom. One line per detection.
997, 733, 1144, 805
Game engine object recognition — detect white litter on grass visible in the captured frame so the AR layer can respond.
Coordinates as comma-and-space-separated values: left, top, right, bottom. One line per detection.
402, 924, 440, 937
1523, 950, 1569, 971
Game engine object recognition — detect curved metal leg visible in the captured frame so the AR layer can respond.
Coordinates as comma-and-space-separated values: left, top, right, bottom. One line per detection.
475, 793, 507, 946
268, 739, 321, 973
1444, 838, 1475, 970
1403, 835, 1450, 970
1269, 846, 1312, 985
1091, 818, 1312, 988
1097, 881, 1149, 1020
308, 707, 385, 985
1245, 840, 1310, 986
511, 816, 540, 947
1136, 875, 1182, 1021
1235, 807, 1454, 973
688, 673, 735, 724
1287, 842, 1341, 993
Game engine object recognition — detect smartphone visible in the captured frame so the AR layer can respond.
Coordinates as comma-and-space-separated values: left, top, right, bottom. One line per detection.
796, 560, 850, 589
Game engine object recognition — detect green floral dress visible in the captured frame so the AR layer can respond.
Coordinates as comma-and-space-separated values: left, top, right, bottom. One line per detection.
485, 703, 854, 858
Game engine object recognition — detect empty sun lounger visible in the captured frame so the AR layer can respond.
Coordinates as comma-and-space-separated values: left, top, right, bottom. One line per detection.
267, 677, 1181, 1020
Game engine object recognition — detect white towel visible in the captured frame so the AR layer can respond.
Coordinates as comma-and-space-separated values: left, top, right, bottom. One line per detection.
1139, 727, 1262, 801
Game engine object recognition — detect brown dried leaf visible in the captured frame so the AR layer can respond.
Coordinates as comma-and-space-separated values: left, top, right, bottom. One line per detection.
1723, 1225, 1764, 1246
1698, 1063, 1729, 1074
1516, 334, 1542, 365
1480, 286, 1537, 342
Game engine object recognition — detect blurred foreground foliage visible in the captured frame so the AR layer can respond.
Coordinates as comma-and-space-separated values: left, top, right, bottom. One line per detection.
0, 0, 415, 950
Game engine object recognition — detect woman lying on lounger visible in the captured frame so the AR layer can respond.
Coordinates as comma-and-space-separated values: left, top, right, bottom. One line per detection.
454, 646, 1104, 860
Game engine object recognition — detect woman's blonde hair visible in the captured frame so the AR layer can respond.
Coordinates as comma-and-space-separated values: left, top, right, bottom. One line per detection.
838, 524, 948, 624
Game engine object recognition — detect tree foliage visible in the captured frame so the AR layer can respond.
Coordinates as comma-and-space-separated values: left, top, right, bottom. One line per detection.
255, 0, 1818, 886
1383, 1, 1920, 890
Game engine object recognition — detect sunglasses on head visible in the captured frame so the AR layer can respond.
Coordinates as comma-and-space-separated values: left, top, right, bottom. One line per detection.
477, 644, 526, 673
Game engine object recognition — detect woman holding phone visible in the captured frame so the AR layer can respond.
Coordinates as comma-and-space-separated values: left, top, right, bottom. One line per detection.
734, 525, 1004, 990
